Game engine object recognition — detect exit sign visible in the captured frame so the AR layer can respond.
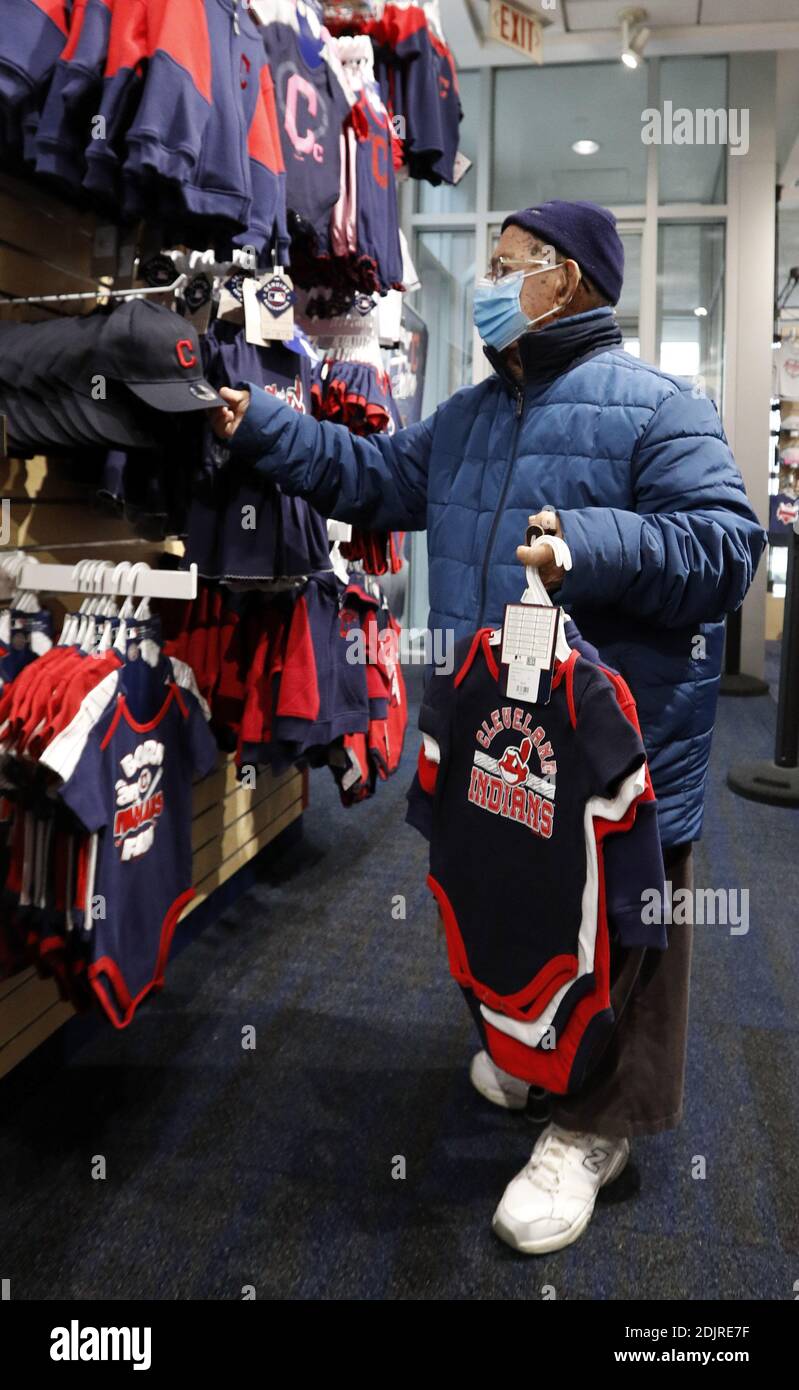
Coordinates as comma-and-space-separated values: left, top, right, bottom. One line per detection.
489, 0, 544, 63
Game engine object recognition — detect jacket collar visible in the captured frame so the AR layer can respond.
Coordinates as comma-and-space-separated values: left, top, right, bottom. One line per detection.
484, 306, 623, 394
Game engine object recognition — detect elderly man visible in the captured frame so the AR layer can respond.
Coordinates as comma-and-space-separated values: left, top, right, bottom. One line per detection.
212, 200, 765, 1254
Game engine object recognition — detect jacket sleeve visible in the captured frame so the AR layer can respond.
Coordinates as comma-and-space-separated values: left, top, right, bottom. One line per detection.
227, 384, 433, 531
0, 0, 69, 106
122, 0, 213, 183
556, 388, 767, 628
35, 0, 112, 182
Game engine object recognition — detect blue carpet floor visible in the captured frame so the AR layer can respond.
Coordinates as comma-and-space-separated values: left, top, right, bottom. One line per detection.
2, 659, 798, 1300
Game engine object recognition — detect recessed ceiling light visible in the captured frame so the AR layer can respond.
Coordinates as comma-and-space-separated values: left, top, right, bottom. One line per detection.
572, 139, 600, 155
694, 306, 708, 317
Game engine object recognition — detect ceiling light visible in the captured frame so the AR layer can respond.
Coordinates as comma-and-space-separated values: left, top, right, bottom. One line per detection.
619, 7, 650, 69
572, 139, 600, 155
694, 306, 708, 317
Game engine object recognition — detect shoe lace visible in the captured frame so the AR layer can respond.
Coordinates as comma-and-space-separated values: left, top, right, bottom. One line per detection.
526, 1132, 573, 1192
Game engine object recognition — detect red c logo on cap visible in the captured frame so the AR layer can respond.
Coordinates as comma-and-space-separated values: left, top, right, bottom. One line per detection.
176, 339, 197, 369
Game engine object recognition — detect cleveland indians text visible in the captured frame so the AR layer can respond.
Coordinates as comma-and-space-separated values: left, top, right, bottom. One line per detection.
470, 706, 557, 839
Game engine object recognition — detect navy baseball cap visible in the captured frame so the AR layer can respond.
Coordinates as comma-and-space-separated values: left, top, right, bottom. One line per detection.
0, 322, 84, 452
48, 313, 162, 449
501, 200, 625, 305
99, 300, 224, 412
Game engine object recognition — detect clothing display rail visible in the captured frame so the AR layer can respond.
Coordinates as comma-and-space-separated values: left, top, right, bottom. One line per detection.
2, 558, 198, 603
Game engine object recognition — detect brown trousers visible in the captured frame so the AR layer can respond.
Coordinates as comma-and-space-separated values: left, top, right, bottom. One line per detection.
549, 843, 694, 1139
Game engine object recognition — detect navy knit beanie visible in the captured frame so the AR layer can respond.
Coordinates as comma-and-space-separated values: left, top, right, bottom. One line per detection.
501, 200, 624, 305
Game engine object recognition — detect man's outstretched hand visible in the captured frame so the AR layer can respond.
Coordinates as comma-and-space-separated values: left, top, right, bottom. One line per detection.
516, 510, 566, 590
210, 386, 251, 440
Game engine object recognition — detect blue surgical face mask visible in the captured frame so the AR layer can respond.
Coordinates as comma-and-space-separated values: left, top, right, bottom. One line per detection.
473, 266, 576, 352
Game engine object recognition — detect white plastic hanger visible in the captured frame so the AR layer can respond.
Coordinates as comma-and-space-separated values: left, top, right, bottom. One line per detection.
114, 562, 149, 654
59, 559, 88, 645
488, 534, 573, 663
114, 563, 160, 666
75, 559, 105, 647
80, 561, 115, 653
97, 562, 130, 653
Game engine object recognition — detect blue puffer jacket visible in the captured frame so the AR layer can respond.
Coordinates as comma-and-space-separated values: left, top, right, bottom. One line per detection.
229, 307, 766, 847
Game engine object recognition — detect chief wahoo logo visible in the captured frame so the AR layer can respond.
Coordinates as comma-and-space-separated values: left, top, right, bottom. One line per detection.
497, 737, 532, 786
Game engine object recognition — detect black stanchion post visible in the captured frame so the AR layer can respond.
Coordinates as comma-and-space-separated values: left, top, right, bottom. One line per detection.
727, 517, 799, 805
719, 605, 769, 696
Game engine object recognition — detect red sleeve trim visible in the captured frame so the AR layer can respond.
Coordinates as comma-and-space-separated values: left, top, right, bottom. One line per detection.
417, 741, 438, 794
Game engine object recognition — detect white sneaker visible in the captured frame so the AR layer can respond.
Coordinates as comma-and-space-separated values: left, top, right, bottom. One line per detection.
470, 1050, 529, 1110
492, 1123, 630, 1254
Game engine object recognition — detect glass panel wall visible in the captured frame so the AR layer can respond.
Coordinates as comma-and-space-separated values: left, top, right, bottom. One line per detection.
491, 62, 649, 210
411, 230, 476, 412
617, 231, 642, 355
657, 57, 728, 205
406, 230, 476, 629
657, 222, 725, 406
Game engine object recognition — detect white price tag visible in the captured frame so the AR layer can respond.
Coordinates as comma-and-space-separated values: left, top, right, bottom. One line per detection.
506, 664, 541, 702
452, 151, 472, 185
500, 603, 559, 705
243, 276, 268, 346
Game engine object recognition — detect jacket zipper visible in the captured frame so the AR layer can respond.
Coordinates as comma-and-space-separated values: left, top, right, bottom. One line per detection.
476, 384, 525, 628
229, 0, 248, 204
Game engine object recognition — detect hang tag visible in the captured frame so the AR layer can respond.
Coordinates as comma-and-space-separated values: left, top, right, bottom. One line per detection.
244, 268, 296, 344
452, 150, 472, 185
352, 291, 378, 317
500, 602, 559, 704
243, 276, 267, 347
183, 273, 214, 334
217, 273, 247, 324
246, 0, 272, 24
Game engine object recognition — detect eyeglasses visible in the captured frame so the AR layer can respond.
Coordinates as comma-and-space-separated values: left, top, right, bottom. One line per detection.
483, 255, 558, 284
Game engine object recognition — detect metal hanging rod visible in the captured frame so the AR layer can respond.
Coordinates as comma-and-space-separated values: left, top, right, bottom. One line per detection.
0, 245, 260, 307
0, 273, 187, 307
14, 536, 185, 552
